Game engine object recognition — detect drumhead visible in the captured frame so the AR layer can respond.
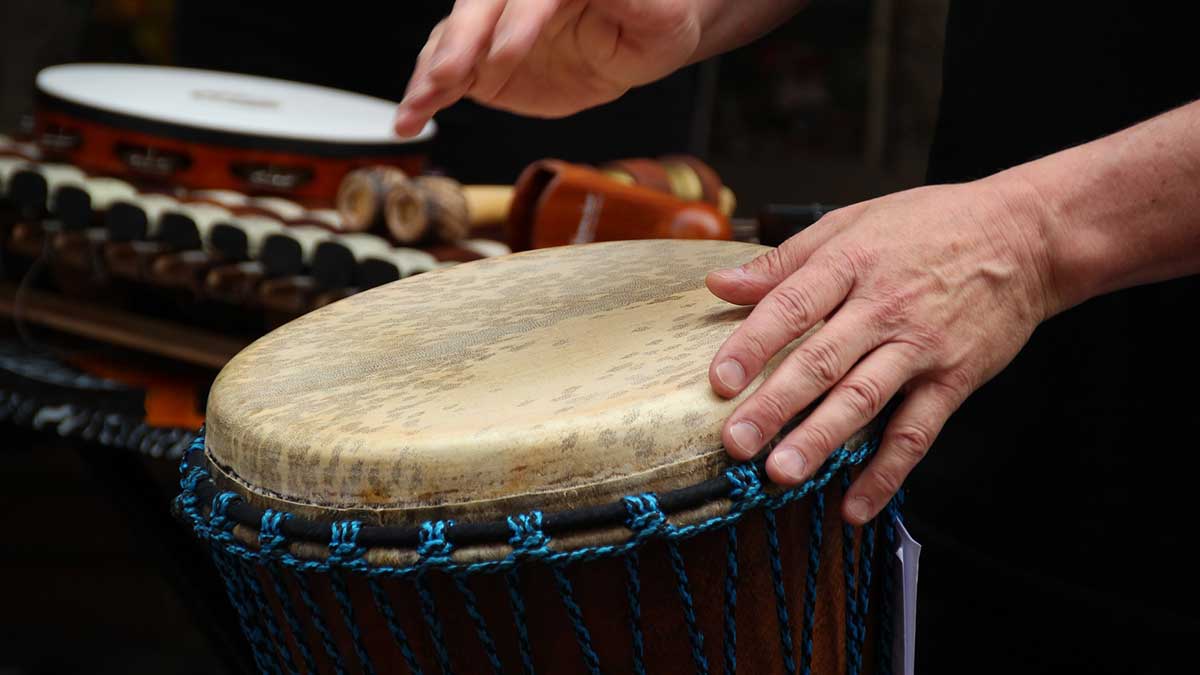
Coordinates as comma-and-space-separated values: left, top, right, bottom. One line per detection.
37, 63, 435, 147
206, 240, 803, 523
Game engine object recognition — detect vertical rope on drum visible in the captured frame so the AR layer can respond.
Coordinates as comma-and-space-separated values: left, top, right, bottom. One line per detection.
854, 517, 878, 675
210, 546, 277, 675
260, 510, 318, 674
327, 520, 376, 675
367, 578, 425, 675
238, 556, 300, 675
722, 526, 739, 675
207, 492, 279, 675
800, 491, 825, 675
552, 565, 602, 675
623, 550, 647, 675
840, 472, 863, 675
876, 494, 901, 675
504, 569, 536, 675
452, 573, 504, 675
292, 567, 348, 675
764, 509, 798, 675
506, 512, 549, 675
414, 520, 457, 675
624, 492, 708, 675
666, 540, 709, 675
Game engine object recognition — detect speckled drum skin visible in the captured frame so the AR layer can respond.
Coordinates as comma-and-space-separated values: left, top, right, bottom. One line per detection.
201, 240, 883, 674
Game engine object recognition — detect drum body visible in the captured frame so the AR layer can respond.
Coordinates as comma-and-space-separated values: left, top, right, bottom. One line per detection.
34, 64, 435, 204
177, 240, 899, 674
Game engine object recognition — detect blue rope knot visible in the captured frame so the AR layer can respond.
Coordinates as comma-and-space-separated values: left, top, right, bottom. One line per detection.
507, 511, 551, 558
209, 491, 241, 533
176, 466, 209, 515
257, 509, 290, 556
623, 493, 670, 539
180, 465, 208, 492
725, 464, 764, 504
329, 519, 367, 567
417, 520, 456, 565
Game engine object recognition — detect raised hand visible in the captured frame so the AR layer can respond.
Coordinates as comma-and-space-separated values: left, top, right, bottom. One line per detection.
393, 0, 704, 136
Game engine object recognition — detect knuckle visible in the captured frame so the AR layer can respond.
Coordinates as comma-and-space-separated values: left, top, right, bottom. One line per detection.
840, 377, 885, 419
735, 328, 774, 368
928, 370, 972, 403
767, 284, 817, 329
796, 423, 837, 454
835, 244, 878, 278
748, 248, 792, 280
867, 466, 903, 496
887, 423, 933, 462
751, 389, 794, 428
865, 287, 911, 332
794, 338, 842, 388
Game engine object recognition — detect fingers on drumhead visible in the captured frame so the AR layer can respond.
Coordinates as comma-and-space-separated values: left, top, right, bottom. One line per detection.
764, 343, 913, 486
709, 258, 856, 399
842, 380, 964, 524
720, 305, 882, 460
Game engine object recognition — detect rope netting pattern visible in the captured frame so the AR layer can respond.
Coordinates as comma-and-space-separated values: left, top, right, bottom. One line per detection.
176, 432, 902, 674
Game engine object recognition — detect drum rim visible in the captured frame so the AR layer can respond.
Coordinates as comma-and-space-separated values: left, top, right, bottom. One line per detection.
178, 415, 883, 555
35, 64, 435, 158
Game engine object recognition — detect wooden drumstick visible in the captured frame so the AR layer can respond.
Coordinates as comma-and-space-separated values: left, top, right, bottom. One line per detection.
260, 225, 333, 277
336, 166, 409, 233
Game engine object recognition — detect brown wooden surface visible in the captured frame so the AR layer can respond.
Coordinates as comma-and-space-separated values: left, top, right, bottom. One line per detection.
0, 281, 247, 368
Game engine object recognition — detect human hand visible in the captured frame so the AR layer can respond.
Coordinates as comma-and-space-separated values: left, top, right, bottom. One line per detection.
393, 0, 703, 136
707, 177, 1058, 524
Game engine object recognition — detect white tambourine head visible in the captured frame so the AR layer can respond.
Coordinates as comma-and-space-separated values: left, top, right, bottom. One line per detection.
37, 63, 436, 146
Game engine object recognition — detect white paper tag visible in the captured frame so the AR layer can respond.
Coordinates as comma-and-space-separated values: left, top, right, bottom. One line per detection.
892, 517, 921, 675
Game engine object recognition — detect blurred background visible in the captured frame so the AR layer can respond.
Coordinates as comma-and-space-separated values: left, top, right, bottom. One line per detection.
0, 0, 948, 672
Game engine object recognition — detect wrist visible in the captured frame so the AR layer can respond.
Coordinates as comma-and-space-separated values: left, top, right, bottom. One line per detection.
974, 168, 1066, 322
991, 156, 1113, 319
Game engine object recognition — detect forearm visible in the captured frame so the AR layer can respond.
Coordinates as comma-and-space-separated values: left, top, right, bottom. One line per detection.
690, 0, 807, 63
1001, 100, 1200, 315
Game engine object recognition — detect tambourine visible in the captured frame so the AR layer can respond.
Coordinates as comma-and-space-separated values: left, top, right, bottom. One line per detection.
33, 64, 436, 204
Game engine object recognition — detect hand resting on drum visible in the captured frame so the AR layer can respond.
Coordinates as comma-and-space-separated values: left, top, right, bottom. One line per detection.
393, 0, 804, 136
708, 100, 1200, 525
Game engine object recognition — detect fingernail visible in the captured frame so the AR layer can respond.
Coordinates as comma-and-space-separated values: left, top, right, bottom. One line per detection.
847, 496, 872, 523
771, 447, 808, 482
714, 267, 747, 280
715, 359, 745, 390
729, 421, 762, 455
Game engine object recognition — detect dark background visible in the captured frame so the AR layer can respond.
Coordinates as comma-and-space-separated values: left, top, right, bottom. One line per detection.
0, 1, 952, 673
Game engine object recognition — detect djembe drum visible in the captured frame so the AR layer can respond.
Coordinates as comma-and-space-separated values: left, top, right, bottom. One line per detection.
176, 240, 900, 674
